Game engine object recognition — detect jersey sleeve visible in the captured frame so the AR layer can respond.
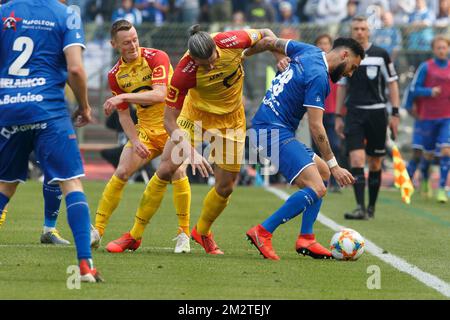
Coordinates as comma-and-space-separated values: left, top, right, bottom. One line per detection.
402, 85, 415, 111
411, 62, 432, 97
285, 40, 318, 58
304, 74, 329, 110
380, 49, 398, 83
165, 55, 196, 110
144, 50, 171, 86
214, 29, 262, 49
108, 71, 129, 111
62, 6, 86, 51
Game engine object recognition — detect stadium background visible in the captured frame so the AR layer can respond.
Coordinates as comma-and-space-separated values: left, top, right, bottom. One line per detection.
24, 0, 448, 188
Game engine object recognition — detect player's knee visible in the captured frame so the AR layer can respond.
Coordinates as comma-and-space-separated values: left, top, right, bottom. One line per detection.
0, 182, 19, 198
157, 161, 177, 181
215, 183, 234, 198
309, 182, 327, 199
172, 166, 187, 181
114, 168, 132, 181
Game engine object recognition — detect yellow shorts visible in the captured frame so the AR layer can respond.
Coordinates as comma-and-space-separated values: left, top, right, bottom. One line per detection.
177, 104, 246, 173
125, 124, 168, 160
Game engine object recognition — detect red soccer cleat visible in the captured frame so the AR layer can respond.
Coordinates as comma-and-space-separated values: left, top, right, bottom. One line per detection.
296, 234, 333, 259
191, 226, 223, 255
79, 259, 104, 283
246, 224, 280, 261
106, 232, 142, 253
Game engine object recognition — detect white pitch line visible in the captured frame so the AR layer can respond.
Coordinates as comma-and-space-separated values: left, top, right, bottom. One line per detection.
266, 186, 450, 298
0, 244, 175, 250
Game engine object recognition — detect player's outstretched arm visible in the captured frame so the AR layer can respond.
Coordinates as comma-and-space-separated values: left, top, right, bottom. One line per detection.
308, 107, 355, 187
244, 37, 289, 57
65, 45, 92, 127
243, 31, 290, 71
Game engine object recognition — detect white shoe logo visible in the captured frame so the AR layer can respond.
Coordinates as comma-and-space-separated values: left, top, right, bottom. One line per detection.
254, 232, 263, 247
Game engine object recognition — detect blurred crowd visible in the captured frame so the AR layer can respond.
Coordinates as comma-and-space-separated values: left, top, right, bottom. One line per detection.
63, 0, 449, 28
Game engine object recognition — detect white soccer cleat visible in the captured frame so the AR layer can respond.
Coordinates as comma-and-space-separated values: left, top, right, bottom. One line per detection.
173, 230, 191, 253
90, 225, 102, 249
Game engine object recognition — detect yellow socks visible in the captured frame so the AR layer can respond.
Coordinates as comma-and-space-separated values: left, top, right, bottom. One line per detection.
197, 187, 229, 235
0, 207, 7, 227
172, 176, 191, 236
95, 175, 126, 236
130, 174, 169, 240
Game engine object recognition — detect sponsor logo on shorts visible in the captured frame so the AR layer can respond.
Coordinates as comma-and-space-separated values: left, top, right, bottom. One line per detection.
1, 123, 47, 139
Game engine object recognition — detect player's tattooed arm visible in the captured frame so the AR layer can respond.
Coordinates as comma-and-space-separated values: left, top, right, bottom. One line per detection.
307, 108, 334, 160
273, 38, 290, 55
308, 107, 355, 186
243, 32, 290, 71
243, 29, 287, 56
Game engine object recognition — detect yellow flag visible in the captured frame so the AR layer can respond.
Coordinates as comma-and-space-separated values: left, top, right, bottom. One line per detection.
392, 145, 414, 204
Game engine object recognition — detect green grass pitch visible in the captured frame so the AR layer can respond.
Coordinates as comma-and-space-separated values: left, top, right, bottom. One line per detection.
0, 181, 449, 300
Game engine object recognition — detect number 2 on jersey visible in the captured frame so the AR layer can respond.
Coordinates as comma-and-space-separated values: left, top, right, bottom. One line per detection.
8, 37, 34, 76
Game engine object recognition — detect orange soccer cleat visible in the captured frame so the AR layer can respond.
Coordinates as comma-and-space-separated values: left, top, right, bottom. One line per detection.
246, 224, 280, 261
296, 234, 333, 259
191, 226, 224, 255
79, 259, 104, 283
106, 232, 142, 253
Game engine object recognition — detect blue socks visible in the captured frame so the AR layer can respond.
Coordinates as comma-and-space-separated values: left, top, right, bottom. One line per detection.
407, 159, 419, 180
43, 182, 62, 229
300, 197, 322, 235
440, 156, 450, 189
66, 191, 91, 260
262, 187, 319, 233
420, 158, 431, 181
0, 192, 9, 219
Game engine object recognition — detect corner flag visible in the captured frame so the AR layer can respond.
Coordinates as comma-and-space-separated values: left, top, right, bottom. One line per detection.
392, 145, 414, 204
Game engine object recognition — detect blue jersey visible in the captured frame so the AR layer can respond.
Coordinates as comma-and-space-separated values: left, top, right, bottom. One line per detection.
0, 0, 85, 126
252, 40, 330, 132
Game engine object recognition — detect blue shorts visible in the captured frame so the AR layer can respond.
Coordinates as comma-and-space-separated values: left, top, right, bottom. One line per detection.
251, 125, 315, 184
0, 116, 84, 184
411, 120, 424, 150
421, 118, 450, 153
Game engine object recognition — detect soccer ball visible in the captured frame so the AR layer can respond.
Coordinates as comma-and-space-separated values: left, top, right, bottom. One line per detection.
330, 228, 365, 260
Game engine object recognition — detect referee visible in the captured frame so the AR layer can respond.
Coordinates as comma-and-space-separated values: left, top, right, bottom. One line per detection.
335, 16, 400, 220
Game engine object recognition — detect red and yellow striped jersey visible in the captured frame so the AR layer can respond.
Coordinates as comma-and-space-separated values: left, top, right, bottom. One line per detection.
166, 29, 262, 115
108, 47, 173, 134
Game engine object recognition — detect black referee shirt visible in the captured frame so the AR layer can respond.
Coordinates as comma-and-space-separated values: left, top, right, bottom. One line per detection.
339, 43, 398, 110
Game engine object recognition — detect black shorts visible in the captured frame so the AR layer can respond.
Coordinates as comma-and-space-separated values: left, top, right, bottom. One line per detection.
344, 108, 388, 157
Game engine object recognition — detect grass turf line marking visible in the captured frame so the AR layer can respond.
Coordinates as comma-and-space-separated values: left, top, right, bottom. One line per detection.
266, 186, 450, 298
